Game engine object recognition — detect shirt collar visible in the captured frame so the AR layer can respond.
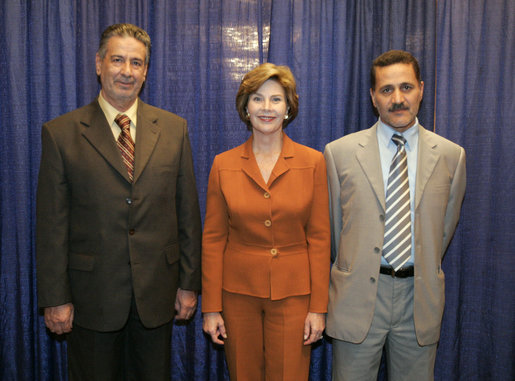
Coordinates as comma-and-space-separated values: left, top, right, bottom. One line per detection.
377, 117, 419, 151
97, 91, 139, 127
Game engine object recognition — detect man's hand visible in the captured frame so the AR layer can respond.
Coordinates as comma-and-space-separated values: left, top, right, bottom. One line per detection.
303, 312, 325, 345
203, 312, 227, 345
44, 303, 74, 335
174, 288, 198, 320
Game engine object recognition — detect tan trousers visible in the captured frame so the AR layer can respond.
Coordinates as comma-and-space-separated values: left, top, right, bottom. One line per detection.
332, 274, 437, 381
222, 291, 311, 381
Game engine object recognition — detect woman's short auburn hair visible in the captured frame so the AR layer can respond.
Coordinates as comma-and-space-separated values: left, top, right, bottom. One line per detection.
236, 63, 299, 130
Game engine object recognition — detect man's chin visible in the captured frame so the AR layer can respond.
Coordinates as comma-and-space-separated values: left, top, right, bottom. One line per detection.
115, 85, 135, 94
384, 117, 416, 131
114, 90, 137, 101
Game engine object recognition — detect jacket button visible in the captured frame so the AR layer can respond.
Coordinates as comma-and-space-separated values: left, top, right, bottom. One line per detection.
374, 247, 380, 253
263, 192, 270, 199
370, 277, 376, 283
126, 198, 133, 205
270, 248, 278, 256
264, 219, 272, 227
129, 229, 135, 235
379, 214, 385, 221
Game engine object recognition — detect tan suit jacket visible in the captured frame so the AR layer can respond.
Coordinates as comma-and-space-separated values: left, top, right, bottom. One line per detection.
36, 98, 201, 331
324, 123, 466, 345
202, 134, 330, 313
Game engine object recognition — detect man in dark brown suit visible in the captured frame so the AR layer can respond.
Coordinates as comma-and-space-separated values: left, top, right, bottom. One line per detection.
36, 23, 201, 380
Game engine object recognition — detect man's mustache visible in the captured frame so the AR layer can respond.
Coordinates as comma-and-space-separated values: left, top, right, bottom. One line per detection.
389, 103, 408, 112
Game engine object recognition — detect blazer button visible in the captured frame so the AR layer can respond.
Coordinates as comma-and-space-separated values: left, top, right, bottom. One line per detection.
270, 248, 278, 256
129, 229, 135, 235
370, 277, 376, 283
379, 214, 385, 221
264, 219, 272, 227
374, 247, 380, 253
263, 192, 270, 199
126, 198, 133, 205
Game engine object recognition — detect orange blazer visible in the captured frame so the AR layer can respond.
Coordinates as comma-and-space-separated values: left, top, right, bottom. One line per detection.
202, 133, 330, 313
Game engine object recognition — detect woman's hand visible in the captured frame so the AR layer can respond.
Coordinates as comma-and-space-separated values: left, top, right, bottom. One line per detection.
203, 312, 227, 345
303, 312, 325, 345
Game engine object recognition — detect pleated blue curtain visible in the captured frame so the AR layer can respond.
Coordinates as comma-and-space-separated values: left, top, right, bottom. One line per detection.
0, 1, 513, 380
266, 0, 436, 148
434, 1, 515, 380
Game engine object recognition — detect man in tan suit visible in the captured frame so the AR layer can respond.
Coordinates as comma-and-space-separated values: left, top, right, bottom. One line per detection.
36, 24, 201, 380
325, 50, 466, 380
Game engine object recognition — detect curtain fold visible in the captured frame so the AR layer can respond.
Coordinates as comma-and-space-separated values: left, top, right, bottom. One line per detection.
435, 1, 515, 380
0, 0, 512, 380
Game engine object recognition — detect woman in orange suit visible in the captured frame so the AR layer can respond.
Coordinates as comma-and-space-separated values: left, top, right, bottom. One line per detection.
202, 63, 330, 381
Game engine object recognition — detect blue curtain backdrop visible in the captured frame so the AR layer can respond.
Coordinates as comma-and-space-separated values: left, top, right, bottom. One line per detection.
0, 0, 513, 380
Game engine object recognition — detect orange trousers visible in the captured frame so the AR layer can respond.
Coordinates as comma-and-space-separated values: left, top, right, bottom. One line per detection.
222, 291, 311, 381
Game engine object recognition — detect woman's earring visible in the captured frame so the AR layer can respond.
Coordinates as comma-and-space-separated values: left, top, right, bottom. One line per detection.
284, 114, 289, 120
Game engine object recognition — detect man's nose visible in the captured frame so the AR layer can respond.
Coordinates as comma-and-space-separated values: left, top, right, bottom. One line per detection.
392, 89, 404, 104
121, 61, 132, 75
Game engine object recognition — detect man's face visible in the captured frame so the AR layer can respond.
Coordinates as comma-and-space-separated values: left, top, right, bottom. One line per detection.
370, 63, 424, 132
95, 36, 148, 111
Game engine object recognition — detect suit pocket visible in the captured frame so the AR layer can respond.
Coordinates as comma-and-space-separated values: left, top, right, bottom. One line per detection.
430, 183, 451, 194
335, 252, 352, 272
68, 253, 94, 271
164, 243, 180, 265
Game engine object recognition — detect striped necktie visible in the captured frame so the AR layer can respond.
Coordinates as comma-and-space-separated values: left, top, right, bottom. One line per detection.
115, 114, 135, 182
382, 134, 412, 271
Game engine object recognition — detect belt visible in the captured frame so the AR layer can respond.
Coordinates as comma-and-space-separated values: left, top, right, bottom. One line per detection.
380, 265, 414, 278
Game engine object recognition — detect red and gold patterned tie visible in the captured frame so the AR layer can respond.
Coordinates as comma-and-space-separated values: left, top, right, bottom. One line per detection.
115, 114, 135, 182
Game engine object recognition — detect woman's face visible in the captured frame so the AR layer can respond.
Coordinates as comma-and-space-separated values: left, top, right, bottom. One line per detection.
247, 79, 288, 137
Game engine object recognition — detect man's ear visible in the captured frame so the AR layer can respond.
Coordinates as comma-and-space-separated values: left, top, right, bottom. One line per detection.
370, 88, 377, 109
95, 53, 102, 76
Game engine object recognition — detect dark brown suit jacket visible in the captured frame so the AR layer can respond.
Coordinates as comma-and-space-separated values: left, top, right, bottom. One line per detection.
37, 98, 201, 331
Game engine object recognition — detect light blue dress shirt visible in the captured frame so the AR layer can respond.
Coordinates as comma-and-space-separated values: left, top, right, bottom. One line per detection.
377, 118, 419, 266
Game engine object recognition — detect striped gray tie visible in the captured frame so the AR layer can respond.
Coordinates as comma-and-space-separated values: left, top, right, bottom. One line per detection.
382, 134, 411, 271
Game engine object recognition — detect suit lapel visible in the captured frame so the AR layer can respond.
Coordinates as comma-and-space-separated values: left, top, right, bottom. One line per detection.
268, 133, 293, 186
355, 124, 386, 211
415, 126, 440, 209
240, 137, 268, 191
80, 100, 130, 181
133, 101, 160, 183
240, 133, 293, 190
